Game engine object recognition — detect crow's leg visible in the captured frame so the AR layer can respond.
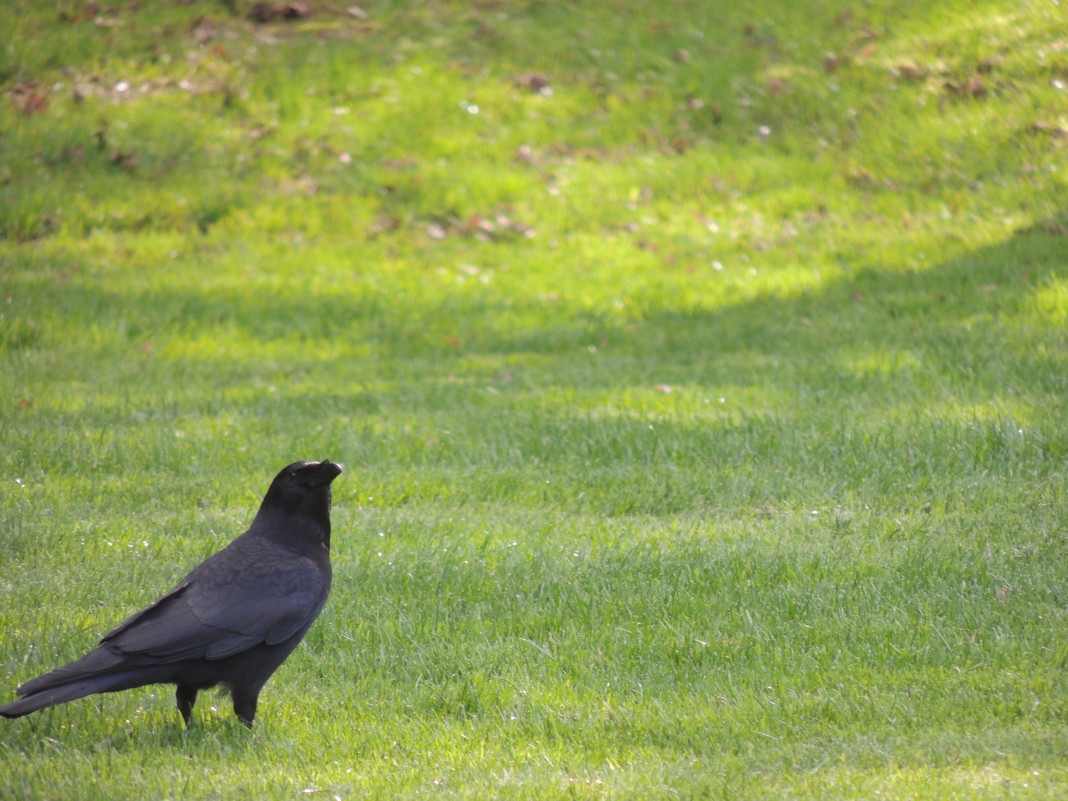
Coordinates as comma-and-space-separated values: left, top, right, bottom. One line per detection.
176, 684, 198, 727
231, 686, 262, 729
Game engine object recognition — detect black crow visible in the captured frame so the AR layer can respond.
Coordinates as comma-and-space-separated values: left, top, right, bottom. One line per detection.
0, 459, 343, 728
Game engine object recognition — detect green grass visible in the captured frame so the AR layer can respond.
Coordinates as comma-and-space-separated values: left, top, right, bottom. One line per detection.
1, 0, 1066, 798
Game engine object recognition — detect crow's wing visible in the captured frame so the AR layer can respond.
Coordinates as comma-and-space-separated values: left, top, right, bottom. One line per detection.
101, 537, 328, 661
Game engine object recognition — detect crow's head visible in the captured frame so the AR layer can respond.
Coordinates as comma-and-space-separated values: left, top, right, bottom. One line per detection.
278, 459, 344, 488
260, 460, 344, 532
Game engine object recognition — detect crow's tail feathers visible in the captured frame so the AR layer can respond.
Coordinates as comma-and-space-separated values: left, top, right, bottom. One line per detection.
0, 647, 169, 719
0, 673, 137, 717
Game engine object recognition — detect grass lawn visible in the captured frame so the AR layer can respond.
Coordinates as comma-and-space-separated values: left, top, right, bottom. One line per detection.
1, 0, 1066, 798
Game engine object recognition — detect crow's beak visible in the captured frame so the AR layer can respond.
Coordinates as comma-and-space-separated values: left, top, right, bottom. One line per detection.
310, 460, 343, 486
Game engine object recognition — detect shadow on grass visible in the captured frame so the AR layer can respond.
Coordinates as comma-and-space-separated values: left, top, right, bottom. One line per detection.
0, 694, 260, 755
11, 215, 1065, 395
4, 216, 1064, 513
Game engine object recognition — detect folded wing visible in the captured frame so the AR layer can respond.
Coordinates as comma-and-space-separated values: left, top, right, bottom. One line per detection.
101, 545, 326, 662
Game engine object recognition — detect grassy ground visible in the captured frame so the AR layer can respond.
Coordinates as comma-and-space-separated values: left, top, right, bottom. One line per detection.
1, 0, 1066, 798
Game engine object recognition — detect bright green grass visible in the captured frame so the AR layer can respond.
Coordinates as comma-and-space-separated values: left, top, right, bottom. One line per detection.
1, 0, 1066, 798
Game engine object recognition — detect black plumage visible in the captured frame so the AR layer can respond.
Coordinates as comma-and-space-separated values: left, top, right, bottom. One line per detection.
0, 459, 342, 728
